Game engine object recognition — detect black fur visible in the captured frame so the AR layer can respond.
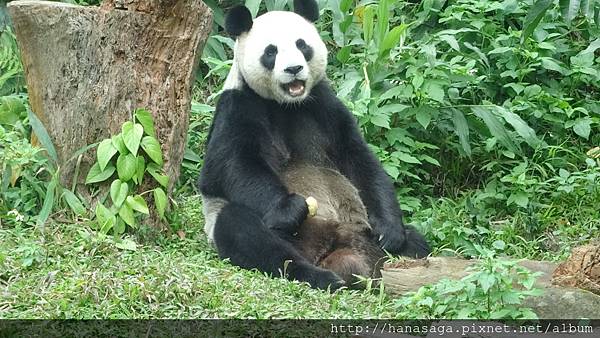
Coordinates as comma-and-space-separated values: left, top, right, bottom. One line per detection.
225, 6, 253, 37
199, 81, 431, 289
296, 39, 313, 62
293, 0, 320, 22
260, 45, 277, 71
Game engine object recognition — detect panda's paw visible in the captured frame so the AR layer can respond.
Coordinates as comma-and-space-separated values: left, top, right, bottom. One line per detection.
263, 193, 309, 235
294, 265, 345, 291
374, 223, 407, 255
399, 225, 431, 258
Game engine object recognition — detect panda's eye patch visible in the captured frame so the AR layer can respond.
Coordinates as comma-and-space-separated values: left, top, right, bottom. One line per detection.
261, 44, 278, 70
296, 39, 313, 62
264, 45, 278, 56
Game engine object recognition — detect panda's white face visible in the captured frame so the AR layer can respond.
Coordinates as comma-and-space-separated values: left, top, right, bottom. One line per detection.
230, 11, 328, 104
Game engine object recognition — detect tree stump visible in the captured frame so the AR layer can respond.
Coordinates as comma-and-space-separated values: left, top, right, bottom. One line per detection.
381, 245, 600, 318
8, 0, 212, 228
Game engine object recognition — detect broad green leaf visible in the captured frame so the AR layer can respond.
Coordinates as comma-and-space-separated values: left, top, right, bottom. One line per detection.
573, 118, 591, 139
27, 108, 58, 163
463, 42, 489, 68
119, 203, 136, 227
97, 139, 118, 171
472, 106, 519, 154
522, 0, 553, 42
0, 96, 26, 125
62, 189, 86, 216
153, 188, 167, 219
110, 179, 128, 208
116, 153, 137, 181
141, 136, 164, 165
416, 107, 432, 129
439, 34, 460, 51
395, 152, 421, 164
113, 218, 126, 235
492, 240, 506, 250
379, 25, 406, 56
580, 38, 600, 55
559, 0, 581, 24
134, 108, 156, 137
370, 114, 390, 129
95, 203, 115, 231
540, 57, 568, 74
340, 0, 353, 12
115, 238, 137, 251
336, 46, 351, 63
245, 0, 261, 18
85, 162, 116, 184
147, 163, 169, 187
37, 178, 56, 227
126, 195, 149, 215
496, 107, 542, 148
508, 191, 529, 207
425, 83, 444, 102
376, 0, 389, 45
112, 134, 128, 154
136, 156, 146, 185
122, 121, 144, 155
451, 109, 472, 156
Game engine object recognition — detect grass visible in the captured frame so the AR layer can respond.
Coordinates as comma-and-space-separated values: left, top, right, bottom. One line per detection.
1, 197, 403, 319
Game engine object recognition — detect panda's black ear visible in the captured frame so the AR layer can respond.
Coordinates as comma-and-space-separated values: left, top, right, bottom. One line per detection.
226, 6, 253, 38
293, 0, 319, 22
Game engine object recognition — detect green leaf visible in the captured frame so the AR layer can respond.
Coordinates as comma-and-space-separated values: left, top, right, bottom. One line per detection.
118, 203, 136, 227
336, 46, 351, 63
135, 156, 146, 185
116, 153, 137, 182
153, 188, 168, 220
573, 118, 591, 139
559, 0, 581, 24
496, 107, 542, 148
479, 273, 496, 293
97, 139, 118, 171
113, 218, 126, 235
95, 203, 115, 232
416, 107, 432, 129
122, 121, 144, 155
245, 0, 261, 18
134, 108, 156, 137
340, 0, 353, 12
376, 0, 389, 45
115, 238, 137, 251
27, 108, 58, 163
85, 162, 116, 184
522, 0, 553, 42
396, 152, 421, 164
379, 25, 406, 56
362, 5, 375, 43
492, 240, 506, 250
147, 164, 169, 187
126, 195, 149, 215
425, 83, 444, 102
451, 109, 472, 156
439, 35, 460, 51
0, 96, 26, 125
62, 189, 86, 216
112, 134, 128, 154
110, 179, 128, 208
472, 106, 519, 154
508, 191, 529, 207
141, 136, 163, 165
37, 178, 56, 227
370, 113, 390, 129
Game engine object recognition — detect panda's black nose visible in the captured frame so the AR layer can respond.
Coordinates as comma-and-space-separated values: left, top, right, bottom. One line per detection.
284, 65, 303, 75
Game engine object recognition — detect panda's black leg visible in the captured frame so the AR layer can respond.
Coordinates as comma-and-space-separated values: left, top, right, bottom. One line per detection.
213, 202, 346, 290
398, 224, 431, 258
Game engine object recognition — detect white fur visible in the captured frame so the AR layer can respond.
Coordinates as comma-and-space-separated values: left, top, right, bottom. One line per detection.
224, 11, 328, 103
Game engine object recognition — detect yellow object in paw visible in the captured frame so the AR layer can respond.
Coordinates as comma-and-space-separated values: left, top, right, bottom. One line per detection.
306, 196, 318, 217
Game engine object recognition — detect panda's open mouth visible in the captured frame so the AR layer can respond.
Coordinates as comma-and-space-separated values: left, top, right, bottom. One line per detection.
281, 80, 306, 97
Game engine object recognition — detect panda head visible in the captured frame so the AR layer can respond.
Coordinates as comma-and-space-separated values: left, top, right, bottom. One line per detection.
224, 0, 327, 104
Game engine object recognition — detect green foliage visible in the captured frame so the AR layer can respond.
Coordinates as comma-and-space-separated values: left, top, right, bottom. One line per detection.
394, 253, 542, 319
85, 109, 169, 234
0, 27, 25, 95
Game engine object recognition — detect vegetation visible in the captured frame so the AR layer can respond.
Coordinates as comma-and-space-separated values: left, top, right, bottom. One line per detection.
1, 0, 599, 319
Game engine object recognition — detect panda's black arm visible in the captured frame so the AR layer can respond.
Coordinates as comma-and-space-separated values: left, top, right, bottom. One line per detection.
199, 90, 308, 234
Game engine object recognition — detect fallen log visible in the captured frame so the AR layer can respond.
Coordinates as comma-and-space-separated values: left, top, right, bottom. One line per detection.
382, 245, 600, 319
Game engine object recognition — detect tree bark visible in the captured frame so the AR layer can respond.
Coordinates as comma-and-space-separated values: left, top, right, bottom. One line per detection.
8, 0, 212, 229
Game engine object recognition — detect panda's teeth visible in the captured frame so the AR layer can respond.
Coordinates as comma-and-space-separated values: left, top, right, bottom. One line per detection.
287, 80, 305, 96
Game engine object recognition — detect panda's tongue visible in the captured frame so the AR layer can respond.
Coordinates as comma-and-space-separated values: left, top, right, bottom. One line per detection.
287, 80, 305, 97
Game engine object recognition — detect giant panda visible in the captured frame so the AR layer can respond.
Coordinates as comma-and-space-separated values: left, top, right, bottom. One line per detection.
199, 0, 431, 290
